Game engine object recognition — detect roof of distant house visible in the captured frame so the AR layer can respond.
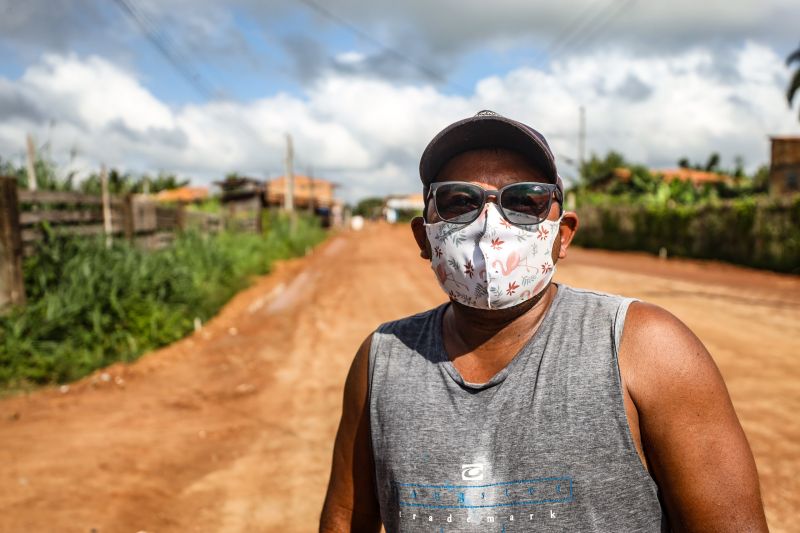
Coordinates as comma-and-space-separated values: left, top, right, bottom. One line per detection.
268, 175, 339, 187
212, 176, 263, 190
155, 186, 209, 203
655, 168, 732, 184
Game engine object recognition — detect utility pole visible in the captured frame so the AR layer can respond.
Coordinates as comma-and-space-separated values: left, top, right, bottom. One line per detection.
578, 106, 586, 172
284, 133, 295, 213
25, 134, 37, 191
307, 165, 315, 214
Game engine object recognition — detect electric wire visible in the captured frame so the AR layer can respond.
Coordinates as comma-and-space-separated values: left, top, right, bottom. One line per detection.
555, 0, 636, 57
112, 0, 218, 99
293, 0, 468, 91
531, 0, 637, 69
529, 0, 612, 68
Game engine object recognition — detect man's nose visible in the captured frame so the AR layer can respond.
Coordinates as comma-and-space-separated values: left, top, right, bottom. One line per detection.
483, 193, 500, 212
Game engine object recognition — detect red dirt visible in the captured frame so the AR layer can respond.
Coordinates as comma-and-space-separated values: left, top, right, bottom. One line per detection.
0, 222, 797, 532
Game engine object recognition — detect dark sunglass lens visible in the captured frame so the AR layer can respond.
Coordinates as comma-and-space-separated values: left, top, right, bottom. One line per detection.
500, 183, 552, 224
435, 184, 483, 223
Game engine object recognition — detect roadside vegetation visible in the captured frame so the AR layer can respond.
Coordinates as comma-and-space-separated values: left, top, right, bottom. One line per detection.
0, 212, 325, 391
0, 155, 327, 391
571, 151, 800, 273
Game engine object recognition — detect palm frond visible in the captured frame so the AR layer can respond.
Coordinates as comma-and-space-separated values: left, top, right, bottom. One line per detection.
786, 45, 800, 67
787, 68, 800, 109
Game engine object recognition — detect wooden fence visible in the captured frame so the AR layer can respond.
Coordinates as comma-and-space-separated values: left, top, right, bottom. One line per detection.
0, 176, 223, 310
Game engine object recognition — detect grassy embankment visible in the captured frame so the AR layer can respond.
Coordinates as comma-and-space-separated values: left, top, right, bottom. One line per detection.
0, 211, 326, 392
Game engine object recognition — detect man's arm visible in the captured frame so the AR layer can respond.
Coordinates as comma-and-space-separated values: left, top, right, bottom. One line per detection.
620, 302, 768, 532
319, 334, 382, 532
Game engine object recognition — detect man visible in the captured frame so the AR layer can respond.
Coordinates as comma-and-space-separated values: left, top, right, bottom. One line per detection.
320, 111, 768, 532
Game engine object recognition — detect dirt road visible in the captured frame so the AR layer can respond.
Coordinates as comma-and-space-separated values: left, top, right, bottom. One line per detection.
1, 223, 798, 532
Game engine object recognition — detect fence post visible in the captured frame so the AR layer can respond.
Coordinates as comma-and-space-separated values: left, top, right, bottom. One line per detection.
100, 165, 113, 248
122, 193, 135, 243
176, 203, 186, 231
0, 176, 26, 311
254, 196, 263, 234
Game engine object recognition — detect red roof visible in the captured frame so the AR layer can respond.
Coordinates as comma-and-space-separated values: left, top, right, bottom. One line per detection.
655, 168, 732, 185
155, 186, 209, 203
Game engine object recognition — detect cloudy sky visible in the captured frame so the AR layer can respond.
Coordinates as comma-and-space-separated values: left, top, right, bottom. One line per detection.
1, 0, 798, 201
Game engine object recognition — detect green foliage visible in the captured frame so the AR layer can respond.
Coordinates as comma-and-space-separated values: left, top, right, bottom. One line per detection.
573, 195, 800, 273
79, 170, 189, 195
0, 153, 75, 191
575, 150, 769, 202
579, 150, 627, 185
353, 196, 384, 218
187, 197, 222, 214
0, 213, 326, 390
394, 209, 423, 223
0, 153, 189, 195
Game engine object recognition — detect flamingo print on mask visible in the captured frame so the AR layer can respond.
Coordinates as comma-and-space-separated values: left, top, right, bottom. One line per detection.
425, 203, 563, 310
491, 251, 520, 276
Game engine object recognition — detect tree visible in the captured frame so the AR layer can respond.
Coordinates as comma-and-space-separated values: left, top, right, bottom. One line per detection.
579, 150, 627, 185
788, 43, 800, 121
0, 154, 75, 191
353, 197, 384, 218
704, 152, 720, 172
138, 173, 189, 193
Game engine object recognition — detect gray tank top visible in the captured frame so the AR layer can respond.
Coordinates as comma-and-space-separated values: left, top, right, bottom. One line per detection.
368, 283, 666, 532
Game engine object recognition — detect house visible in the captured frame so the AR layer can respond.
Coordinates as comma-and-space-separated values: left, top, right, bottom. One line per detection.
769, 136, 800, 194
213, 176, 265, 203
265, 175, 337, 209
384, 193, 425, 223
212, 176, 266, 232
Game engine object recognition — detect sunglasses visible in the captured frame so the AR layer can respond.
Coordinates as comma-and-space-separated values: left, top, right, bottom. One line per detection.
426, 181, 562, 226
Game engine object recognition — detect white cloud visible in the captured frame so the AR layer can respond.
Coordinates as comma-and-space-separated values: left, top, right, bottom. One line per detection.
21, 53, 175, 132
0, 43, 797, 202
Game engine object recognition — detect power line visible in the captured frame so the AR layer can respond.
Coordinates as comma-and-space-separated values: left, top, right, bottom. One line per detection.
529, 0, 611, 68
531, 0, 636, 69
112, 0, 218, 99
556, 0, 636, 56
293, 0, 467, 92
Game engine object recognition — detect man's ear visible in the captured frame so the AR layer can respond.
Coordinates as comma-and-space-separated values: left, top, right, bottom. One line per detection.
410, 216, 431, 260
553, 211, 579, 262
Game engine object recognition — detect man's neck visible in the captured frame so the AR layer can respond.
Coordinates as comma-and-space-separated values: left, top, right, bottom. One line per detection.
443, 283, 558, 360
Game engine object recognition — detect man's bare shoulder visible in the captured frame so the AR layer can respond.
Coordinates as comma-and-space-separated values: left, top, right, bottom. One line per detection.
619, 300, 768, 531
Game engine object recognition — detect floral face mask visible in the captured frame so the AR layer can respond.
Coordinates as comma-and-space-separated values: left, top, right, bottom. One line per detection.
424, 203, 562, 310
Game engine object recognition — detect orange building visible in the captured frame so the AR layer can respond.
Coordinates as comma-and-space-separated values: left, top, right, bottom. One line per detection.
265, 175, 337, 208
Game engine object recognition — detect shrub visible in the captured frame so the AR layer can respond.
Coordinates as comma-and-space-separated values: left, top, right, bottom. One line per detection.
0, 212, 326, 390
572, 195, 800, 273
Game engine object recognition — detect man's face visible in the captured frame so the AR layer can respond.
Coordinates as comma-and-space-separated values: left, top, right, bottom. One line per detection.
412, 147, 577, 265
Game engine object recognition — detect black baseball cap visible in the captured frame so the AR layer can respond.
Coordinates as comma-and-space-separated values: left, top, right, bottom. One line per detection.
419, 110, 564, 195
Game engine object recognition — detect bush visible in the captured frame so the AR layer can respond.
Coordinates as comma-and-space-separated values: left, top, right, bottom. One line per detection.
572, 194, 800, 273
0, 212, 326, 390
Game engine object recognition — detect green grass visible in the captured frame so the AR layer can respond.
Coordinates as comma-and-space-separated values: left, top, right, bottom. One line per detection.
0, 211, 326, 391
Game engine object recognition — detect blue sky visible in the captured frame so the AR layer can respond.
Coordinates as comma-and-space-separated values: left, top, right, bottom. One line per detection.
0, 0, 798, 201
